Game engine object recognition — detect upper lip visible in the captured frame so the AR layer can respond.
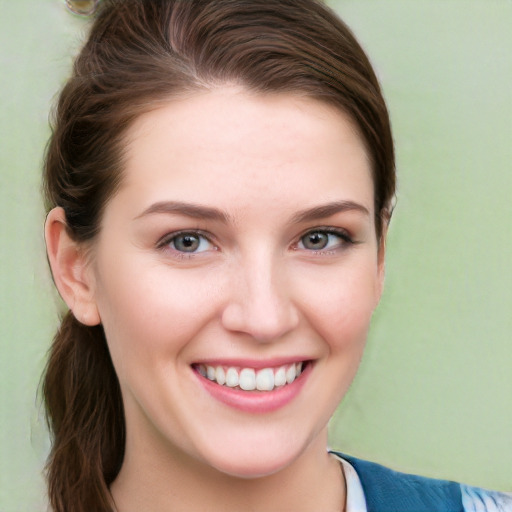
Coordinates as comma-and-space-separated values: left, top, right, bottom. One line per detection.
192, 357, 312, 369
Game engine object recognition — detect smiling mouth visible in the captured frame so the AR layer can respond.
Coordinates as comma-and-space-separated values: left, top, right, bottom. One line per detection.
192, 361, 309, 392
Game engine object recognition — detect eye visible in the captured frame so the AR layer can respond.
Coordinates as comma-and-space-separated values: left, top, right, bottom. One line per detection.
160, 231, 215, 254
297, 229, 352, 252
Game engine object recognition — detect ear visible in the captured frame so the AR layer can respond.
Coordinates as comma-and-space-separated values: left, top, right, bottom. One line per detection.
45, 207, 101, 326
374, 223, 388, 307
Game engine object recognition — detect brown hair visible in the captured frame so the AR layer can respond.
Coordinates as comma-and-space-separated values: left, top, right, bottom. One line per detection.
42, 0, 395, 510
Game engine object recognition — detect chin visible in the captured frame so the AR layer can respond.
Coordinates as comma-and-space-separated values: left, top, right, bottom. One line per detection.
197, 436, 304, 480
210, 455, 293, 480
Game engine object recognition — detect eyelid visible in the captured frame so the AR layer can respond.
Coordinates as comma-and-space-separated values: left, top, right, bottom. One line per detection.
156, 229, 217, 252
294, 226, 355, 252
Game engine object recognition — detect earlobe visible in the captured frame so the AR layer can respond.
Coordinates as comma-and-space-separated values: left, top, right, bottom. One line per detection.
45, 207, 101, 326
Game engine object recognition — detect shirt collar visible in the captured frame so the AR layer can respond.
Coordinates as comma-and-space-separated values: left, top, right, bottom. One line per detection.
330, 452, 368, 512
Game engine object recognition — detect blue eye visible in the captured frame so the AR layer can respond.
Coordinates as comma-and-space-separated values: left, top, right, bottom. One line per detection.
165, 232, 214, 253
298, 229, 351, 251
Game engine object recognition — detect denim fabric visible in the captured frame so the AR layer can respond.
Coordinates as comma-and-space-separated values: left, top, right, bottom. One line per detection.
331, 452, 512, 512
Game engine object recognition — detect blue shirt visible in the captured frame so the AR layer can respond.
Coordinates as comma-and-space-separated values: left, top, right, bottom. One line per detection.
330, 452, 512, 512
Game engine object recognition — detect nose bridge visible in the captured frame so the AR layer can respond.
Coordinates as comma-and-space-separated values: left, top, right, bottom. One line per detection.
222, 247, 298, 341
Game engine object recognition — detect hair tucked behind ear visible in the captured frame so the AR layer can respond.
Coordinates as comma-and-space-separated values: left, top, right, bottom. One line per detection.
43, 312, 124, 511
42, 0, 395, 509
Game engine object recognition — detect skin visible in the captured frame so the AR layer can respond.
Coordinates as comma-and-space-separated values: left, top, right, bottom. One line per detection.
46, 86, 386, 511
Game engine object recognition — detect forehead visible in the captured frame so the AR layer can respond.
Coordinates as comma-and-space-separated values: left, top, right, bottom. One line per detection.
115, 87, 374, 219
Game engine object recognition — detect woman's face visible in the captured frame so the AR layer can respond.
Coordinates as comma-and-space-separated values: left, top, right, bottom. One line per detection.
89, 87, 384, 478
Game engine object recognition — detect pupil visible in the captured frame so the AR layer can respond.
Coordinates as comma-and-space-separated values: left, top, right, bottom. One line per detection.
177, 235, 199, 251
306, 232, 327, 249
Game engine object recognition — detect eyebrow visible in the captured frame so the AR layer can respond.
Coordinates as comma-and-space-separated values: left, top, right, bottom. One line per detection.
135, 199, 370, 224
135, 201, 231, 223
290, 200, 370, 224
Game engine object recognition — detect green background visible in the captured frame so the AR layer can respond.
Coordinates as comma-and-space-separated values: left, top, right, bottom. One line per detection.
0, 1, 510, 509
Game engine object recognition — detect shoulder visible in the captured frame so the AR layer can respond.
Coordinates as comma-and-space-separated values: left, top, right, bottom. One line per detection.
461, 484, 512, 512
332, 452, 512, 512
339, 453, 463, 512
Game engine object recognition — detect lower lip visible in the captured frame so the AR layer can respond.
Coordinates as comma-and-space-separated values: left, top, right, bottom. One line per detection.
194, 363, 312, 413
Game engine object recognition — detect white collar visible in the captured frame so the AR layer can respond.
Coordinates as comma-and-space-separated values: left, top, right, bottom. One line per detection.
330, 453, 368, 512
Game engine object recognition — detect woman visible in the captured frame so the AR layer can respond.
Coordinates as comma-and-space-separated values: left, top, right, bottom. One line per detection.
42, 0, 511, 510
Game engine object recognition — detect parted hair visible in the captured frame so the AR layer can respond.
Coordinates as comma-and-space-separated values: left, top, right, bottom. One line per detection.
42, 0, 395, 510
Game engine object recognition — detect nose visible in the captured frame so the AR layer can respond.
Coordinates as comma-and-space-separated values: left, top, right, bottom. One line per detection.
221, 252, 299, 342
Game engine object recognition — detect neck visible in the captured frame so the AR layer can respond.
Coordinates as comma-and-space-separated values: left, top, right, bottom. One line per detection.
110, 429, 345, 512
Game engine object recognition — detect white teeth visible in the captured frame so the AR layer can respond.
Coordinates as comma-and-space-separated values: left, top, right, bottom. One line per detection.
256, 368, 275, 391
199, 362, 307, 391
215, 366, 226, 386
286, 364, 296, 384
274, 366, 287, 387
225, 367, 239, 387
239, 368, 256, 391
206, 365, 216, 381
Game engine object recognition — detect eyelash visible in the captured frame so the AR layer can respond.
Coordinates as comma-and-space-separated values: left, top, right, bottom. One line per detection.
295, 227, 355, 254
156, 230, 216, 258
156, 227, 355, 259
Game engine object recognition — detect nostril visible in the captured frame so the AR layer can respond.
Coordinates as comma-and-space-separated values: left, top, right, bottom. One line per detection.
220, 267, 299, 341
221, 300, 299, 342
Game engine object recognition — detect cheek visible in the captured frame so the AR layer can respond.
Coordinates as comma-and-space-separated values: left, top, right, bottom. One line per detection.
296, 260, 379, 351
93, 257, 223, 373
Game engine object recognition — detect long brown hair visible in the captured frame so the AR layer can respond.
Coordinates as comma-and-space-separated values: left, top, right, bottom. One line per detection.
42, 0, 395, 509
